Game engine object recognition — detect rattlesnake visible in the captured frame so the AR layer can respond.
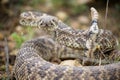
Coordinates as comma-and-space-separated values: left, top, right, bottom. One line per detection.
19, 7, 118, 58
13, 7, 120, 80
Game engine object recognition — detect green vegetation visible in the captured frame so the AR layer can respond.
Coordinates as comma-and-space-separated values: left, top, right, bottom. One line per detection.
0, 23, 3, 29
11, 27, 34, 48
115, 4, 120, 11
71, 4, 88, 14
29, 0, 45, 7
11, 32, 25, 48
51, 0, 88, 14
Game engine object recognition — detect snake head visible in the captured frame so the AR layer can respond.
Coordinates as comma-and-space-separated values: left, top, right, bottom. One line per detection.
38, 14, 59, 31
20, 11, 59, 32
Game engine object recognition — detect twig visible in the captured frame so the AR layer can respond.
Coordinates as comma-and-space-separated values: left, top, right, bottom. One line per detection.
104, 0, 109, 27
99, 57, 101, 66
4, 37, 10, 80
78, 56, 111, 65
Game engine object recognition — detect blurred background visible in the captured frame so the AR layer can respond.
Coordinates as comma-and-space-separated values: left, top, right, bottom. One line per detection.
0, 0, 120, 79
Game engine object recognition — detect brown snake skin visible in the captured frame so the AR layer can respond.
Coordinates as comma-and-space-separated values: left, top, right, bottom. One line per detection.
13, 7, 120, 80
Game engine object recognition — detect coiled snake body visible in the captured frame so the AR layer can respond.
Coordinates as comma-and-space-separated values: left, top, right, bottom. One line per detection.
13, 7, 120, 80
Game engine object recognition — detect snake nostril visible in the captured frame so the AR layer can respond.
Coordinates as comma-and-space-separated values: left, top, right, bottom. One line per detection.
40, 23, 43, 25
45, 24, 47, 26
52, 19, 55, 22
50, 23, 54, 26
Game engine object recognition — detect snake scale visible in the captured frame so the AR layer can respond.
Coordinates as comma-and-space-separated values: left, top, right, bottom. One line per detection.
13, 7, 120, 80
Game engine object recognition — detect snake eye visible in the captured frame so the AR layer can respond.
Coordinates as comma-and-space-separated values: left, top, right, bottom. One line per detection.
38, 19, 44, 26
52, 19, 55, 22
52, 19, 57, 23
52, 18, 58, 25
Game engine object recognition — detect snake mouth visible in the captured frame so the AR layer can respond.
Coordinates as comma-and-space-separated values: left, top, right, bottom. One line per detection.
38, 25, 57, 32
